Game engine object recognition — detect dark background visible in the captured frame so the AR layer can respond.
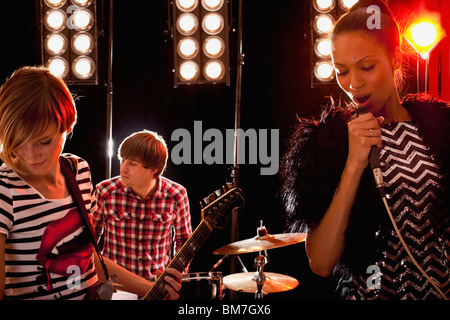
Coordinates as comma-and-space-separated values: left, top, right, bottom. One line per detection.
1, 0, 445, 300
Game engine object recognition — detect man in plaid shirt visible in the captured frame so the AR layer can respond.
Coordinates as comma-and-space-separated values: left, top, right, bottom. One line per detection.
93, 130, 192, 279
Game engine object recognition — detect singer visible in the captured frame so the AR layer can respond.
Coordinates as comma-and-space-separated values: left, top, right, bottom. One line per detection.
280, 0, 449, 299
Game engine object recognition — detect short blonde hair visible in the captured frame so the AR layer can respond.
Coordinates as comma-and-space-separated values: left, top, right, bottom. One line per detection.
118, 130, 168, 177
0, 66, 77, 166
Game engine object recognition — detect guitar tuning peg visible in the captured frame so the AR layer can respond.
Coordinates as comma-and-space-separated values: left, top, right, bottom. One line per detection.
226, 182, 232, 190
199, 201, 204, 209
208, 193, 216, 201
214, 189, 222, 197
203, 197, 211, 205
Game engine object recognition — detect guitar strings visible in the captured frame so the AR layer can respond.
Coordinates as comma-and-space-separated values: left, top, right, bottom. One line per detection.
143, 191, 244, 299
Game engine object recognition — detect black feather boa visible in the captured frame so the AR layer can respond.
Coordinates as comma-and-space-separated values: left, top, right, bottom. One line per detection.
279, 93, 450, 276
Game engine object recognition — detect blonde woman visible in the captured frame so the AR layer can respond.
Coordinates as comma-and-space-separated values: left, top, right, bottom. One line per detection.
0, 66, 182, 299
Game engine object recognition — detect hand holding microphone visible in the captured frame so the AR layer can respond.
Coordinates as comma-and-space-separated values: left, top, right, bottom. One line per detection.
353, 106, 386, 198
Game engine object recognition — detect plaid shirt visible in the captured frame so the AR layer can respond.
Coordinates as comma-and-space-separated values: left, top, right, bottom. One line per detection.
93, 176, 192, 279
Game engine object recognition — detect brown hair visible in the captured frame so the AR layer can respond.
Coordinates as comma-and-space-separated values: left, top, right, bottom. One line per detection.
0, 66, 77, 166
331, 0, 401, 56
331, 0, 405, 91
118, 130, 168, 177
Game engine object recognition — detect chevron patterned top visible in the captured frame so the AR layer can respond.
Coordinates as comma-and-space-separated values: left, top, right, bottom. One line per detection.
347, 121, 449, 299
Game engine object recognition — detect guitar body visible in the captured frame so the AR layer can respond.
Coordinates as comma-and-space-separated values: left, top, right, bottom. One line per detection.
142, 183, 244, 300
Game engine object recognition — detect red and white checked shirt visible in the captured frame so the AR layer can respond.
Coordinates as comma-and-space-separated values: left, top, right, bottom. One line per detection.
93, 176, 192, 279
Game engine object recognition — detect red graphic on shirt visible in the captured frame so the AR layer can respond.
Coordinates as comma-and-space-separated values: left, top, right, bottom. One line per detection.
36, 208, 93, 291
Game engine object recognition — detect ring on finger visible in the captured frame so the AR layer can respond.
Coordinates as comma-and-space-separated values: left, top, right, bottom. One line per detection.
369, 128, 374, 136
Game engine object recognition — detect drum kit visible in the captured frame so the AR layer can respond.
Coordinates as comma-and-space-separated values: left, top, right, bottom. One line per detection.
112, 221, 305, 300
180, 221, 306, 300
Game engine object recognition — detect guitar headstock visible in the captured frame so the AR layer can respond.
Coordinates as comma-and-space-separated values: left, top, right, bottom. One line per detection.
199, 182, 244, 229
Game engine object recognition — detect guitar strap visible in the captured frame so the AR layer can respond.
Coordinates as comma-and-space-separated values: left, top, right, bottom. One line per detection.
59, 156, 110, 280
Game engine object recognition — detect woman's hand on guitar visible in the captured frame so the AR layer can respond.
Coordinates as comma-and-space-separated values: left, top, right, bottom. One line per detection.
156, 268, 182, 300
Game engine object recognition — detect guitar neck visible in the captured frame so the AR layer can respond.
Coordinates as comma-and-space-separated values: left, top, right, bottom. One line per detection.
142, 220, 213, 300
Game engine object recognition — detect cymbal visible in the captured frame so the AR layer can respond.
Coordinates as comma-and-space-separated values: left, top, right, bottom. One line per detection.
223, 272, 299, 293
213, 233, 306, 255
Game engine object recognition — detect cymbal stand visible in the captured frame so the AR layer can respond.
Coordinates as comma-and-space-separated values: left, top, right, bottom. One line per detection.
253, 255, 268, 300
257, 220, 270, 264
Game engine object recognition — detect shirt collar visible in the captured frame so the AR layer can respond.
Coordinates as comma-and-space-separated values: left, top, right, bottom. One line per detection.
119, 177, 163, 200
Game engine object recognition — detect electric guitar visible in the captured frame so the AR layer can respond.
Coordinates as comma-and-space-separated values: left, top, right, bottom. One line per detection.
141, 183, 244, 300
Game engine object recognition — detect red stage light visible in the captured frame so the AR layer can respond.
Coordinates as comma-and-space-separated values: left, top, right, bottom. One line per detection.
404, 17, 445, 59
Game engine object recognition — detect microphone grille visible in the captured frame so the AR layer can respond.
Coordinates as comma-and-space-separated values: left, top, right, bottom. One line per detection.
356, 106, 369, 117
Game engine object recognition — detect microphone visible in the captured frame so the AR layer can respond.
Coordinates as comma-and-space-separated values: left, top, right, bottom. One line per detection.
355, 106, 386, 198
209, 255, 228, 272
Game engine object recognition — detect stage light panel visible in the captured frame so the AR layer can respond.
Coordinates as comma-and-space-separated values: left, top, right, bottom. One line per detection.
202, 0, 224, 11
72, 56, 95, 79
40, 0, 98, 84
45, 9, 67, 31
178, 37, 200, 59
204, 60, 224, 81
202, 13, 224, 35
45, 33, 67, 55
314, 60, 335, 81
203, 36, 224, 58
177, 13, 199, 35
71, 8, 94, 31
72, 0, 93, 7
47, 56, 69, 78
313, 0, 335, 13
179, 60, 200, 81
71, 32, 93, 55
44, 0, 66, 8
314, 14, 334, 35
172, 0, 230, 86
176, 0, 198, 12
314, 37, 331, 58
339, 0, 358, 11
310, 1, 349, 87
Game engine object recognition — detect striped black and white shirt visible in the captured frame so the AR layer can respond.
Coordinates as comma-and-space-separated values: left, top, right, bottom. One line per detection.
348, 122, 449, 299
0, 154, 98, 300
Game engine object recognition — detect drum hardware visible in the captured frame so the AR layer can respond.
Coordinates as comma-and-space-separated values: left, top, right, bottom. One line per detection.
179, 272, 225, 300
210, 254, 229, 272
213, 221, 303, 299
222, 272, 299, 295
213, 220, 306, 255
209, 254, 248, 273
253, 255, 268, 299
236, 255, 248, 273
